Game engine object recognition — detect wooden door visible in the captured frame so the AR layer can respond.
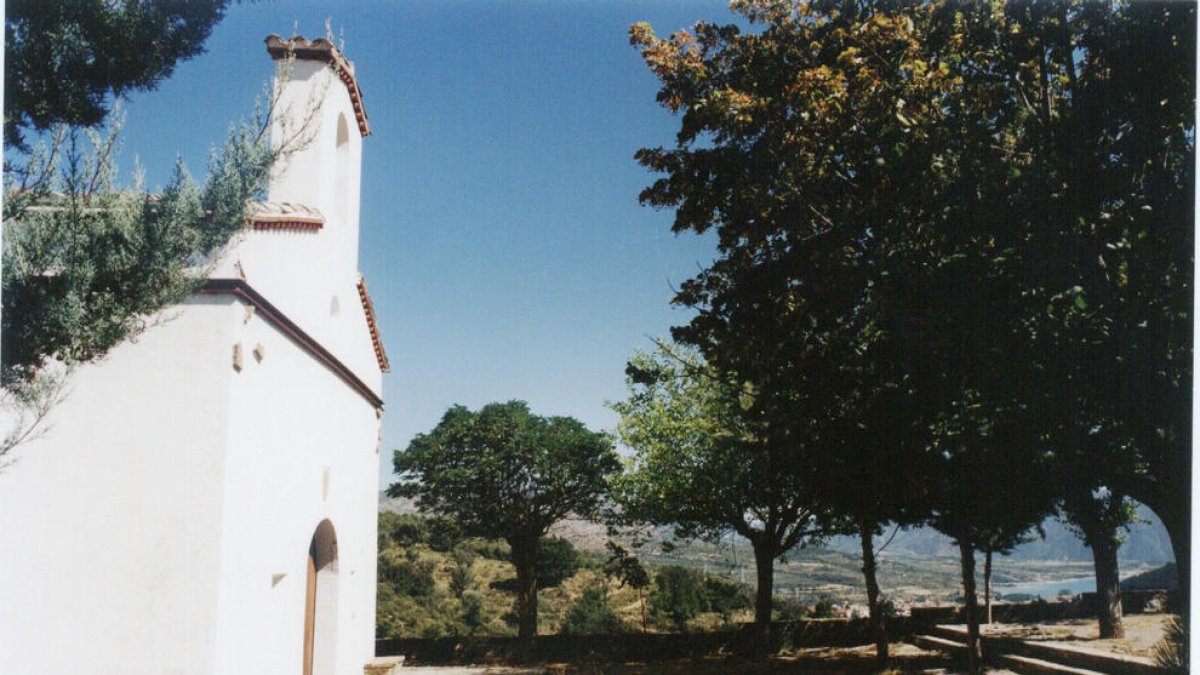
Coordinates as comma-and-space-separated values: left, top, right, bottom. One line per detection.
303, 550, 317, 675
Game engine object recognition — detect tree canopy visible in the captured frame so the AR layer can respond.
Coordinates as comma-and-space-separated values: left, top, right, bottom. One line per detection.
3, 114, 277, 386
632, 0, 1192, 667
611, 343, 843, 649
5, 0, 231, 149
0, 0, 271, 459
389, 400, 619, 641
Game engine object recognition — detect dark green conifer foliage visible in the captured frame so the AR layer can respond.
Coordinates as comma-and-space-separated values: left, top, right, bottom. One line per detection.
5, 0, 231, 148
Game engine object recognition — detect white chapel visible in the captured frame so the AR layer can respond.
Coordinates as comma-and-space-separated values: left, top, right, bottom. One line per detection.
0, 36, 388, 675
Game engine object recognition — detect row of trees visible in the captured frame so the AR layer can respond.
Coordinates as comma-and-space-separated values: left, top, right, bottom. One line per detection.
391, 5, 1191, 670
624, 1, 1192, 672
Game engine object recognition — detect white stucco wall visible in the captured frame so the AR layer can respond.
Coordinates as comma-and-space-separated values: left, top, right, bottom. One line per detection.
0, 296, 239, 675
211, 297, 380, 675
0, 41, 384, 675
219, 55, 368, 368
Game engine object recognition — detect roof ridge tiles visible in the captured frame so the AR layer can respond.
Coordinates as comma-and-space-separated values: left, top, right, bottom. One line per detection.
265, 34, 370, 137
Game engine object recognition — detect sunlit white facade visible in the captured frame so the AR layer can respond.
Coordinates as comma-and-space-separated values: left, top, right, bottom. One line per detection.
0, 36, 387, 675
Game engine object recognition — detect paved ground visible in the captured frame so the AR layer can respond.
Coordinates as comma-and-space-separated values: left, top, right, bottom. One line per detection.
973, 613, 1170, 658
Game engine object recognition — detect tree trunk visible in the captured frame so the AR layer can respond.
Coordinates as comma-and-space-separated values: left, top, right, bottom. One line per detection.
958, 539, 982, 675
859, 521, 888, 665
750, 538, 776, 660
639, 589, 648, 633
984, 548, 993, 625
1068, 489, 1128, 639
511, 536, 540, 646
1092, 535, 1125, 639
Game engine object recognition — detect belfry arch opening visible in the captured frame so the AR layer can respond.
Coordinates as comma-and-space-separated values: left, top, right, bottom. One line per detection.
303, 519, 339, 675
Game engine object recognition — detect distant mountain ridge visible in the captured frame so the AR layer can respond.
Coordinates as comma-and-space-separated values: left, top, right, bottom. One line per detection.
822, 504, 1174, 564
378, 494, 1175, 565
1120, 563, 1178, 590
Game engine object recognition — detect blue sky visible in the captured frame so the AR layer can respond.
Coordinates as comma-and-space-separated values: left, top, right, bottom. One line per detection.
114, 1, 732, 488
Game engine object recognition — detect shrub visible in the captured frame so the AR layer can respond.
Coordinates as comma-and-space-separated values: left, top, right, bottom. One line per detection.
378, 512, 429, 549
377, 512, 463, 551
775, 596, 808, 622
376, 586, 468, 639
881, 597, 898, 618
378, 546, 436, 597
561, 586, 624, 635
449, 545, 476, 598
1155, 614, 1187, 674
703, 575, 752, 624
426, 517, 465, 552
461, 590, 486, 634
652, 565, 706, 631
811, 596, 836, 619
473, 540, 511, 560
536, 537, 581, 588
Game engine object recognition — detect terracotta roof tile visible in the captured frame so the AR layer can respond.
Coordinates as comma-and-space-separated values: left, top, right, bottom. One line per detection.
357, 276, 389, 373
246, 200, 324, 232
265, 34, 371, 137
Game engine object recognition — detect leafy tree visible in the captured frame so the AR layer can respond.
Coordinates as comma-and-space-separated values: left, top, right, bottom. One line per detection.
377, 512, 466, 552
535, 537, 581, 589
5, 0, 231, 149
603, 542, 651, 631
651, 565, 706, 631
630, 2, 1192, 669
2, 116, 272, 377
388, 401, 619, 644
561, 586, 624, 635
979, 526, 1043, 625
924, 406, 1056, 671
703, 575, 753, 626
1061, 487, 1138, 639
813, 358, 934, 664
611, 343, 843, 651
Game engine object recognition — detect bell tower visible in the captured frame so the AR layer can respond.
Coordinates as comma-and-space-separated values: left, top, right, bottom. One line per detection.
218, 34, 382, 371
263, 34, 370, 278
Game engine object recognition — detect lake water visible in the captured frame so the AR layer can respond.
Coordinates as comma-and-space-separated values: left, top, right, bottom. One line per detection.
995, 576, 1098, 597
995, 569, 1151, 598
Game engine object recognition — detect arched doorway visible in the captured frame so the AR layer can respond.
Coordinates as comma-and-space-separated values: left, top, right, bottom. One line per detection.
303, 519, 339, 675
